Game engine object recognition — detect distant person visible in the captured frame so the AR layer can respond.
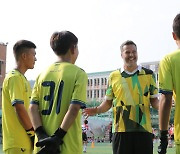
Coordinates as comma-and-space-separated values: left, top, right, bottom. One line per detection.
84, 40, 159, 154
2, 40, 37, 154
158, 13, 180, 154
29, 30, 88, 154
108, 121, 112, 143
82, 119, 94, 153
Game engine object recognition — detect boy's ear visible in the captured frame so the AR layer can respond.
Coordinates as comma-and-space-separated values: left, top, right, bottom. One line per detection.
70, 45, 75, 54
21, 52, 27, 60
172, 32, 177, 40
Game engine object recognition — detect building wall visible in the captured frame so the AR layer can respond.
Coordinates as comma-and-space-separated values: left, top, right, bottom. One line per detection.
0, 43, 7, 108
87, 71, 111, 102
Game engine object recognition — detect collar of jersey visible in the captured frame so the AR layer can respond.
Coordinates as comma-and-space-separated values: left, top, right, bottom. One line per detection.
120, 65, 142, 74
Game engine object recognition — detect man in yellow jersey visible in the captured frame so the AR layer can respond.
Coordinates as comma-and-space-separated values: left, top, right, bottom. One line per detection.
2, 40, 37, 154
84, 40, 159, 154
29, 31, 87, 154
158, 13, 180, 154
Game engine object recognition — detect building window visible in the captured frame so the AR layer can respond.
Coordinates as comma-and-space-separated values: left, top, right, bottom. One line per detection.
97, 78, 99, 86
94, 90, 96, 98
90, 90, 92, 98
94, 79, 96, 86
101, 89, 104, 97
97, 90, 99, 98
101, 78, 104, 85
105, 78, 107, 85
90, 79, 93, 86
88, 80, 90, 86
0, 60, 3, 75
87, 90, 89, 98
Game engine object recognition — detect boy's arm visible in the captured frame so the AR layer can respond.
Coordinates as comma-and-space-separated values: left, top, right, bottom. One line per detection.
14, 103, 33, 130
29, 104, 42, 130
60, 104, 81, 131
158, 93, 172, 154
15, 103, 35, 146
159, 93, 172, 130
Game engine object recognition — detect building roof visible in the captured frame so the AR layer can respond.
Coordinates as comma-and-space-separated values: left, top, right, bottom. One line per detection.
87, 70, 113, 76
0, 42, 8, 46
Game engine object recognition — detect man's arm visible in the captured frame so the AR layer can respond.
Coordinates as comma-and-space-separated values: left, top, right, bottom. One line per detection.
159, 93, 172, 130
14, 104, 33, 130
83, 100, 112, 116
150, 97, 159, 110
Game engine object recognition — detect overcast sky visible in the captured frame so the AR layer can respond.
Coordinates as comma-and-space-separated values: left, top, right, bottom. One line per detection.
0, 0, 180, 80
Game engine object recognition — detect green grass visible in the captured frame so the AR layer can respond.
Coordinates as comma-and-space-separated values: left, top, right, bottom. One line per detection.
85, 141, 176, 154
0, 144, 3, 154
0, 142, 175, 154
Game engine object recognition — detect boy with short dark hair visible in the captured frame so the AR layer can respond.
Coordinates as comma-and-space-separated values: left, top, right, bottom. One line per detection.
29, 31, 88, 154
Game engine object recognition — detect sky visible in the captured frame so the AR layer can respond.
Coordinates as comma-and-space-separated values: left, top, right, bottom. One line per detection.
0, 0, 180, 80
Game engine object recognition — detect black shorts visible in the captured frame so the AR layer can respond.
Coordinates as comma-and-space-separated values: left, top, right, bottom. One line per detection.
82, 132, 87, 141
112, 132, 153, 154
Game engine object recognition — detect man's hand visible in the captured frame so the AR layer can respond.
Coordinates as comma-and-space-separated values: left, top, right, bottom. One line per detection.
83, 107, 98, 118
158, 130, 168, 154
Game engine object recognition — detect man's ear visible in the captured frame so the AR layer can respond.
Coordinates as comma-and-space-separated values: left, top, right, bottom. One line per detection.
172, 32, 177, 40
121, 52, 123, 58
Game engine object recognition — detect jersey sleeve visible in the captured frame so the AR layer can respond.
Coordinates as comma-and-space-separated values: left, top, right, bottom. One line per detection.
30, 75, 40, 105
105, 73, 114, 100
149, 72, 158, 98
71, 70, 88, 108
159, 56, 173, 94
8, 76, 25, 106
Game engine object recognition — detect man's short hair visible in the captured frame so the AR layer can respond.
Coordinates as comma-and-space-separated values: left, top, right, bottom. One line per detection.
120, 40, 137, 52
13, 40, 36, 61
50, 30, 78, 55
173, 13, 180, 39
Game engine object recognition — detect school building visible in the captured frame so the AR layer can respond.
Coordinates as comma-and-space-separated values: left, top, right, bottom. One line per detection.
0, 42, 7, 108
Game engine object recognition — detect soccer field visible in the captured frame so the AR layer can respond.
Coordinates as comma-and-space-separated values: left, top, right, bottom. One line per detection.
0, 142, 175, 154
85, 142, 175, 154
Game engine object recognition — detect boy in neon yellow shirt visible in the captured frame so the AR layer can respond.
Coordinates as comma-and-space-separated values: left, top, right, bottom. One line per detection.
2, 40, 37, 154
158, 13, 180, 154
29, 31, 87, 154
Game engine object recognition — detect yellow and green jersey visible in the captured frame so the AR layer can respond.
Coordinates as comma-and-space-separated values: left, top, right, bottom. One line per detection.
106, 66, 158, 133
159, 49, 180, 143
31, 62, 87, 154
2, 70, 32, 151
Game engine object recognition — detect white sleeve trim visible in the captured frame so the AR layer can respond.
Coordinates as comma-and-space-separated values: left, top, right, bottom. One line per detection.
105, 95, 113, 100
150, 94, 159, 98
